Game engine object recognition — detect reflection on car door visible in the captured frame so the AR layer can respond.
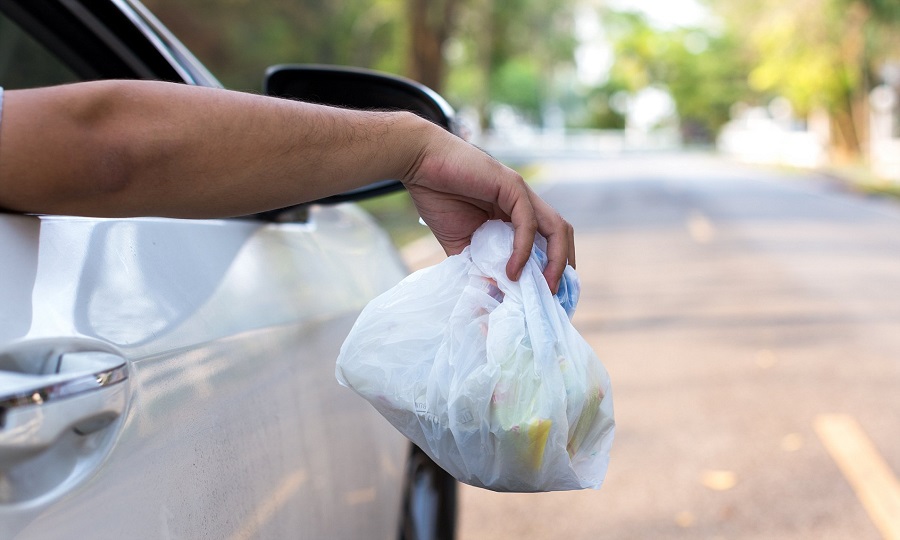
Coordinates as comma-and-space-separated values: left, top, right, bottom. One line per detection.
0, 206, 410, 539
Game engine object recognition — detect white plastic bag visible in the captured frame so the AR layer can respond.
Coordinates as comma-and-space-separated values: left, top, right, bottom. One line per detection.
336, 220, 614, 492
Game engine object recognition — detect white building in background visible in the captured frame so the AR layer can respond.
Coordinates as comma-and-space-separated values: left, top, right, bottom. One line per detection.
870, 84, 900, 181
717, 100, 828, 169
719, 83, 900, 182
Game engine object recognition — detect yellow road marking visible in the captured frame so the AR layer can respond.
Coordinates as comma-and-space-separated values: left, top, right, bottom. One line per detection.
780, 433, 804, 452
700, 469, 737, 491
230, 468, 308, 540
674, 510, 696, 528
814, 414, 900, 540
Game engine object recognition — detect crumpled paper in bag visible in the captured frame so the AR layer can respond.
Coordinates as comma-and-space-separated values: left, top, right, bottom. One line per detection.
336, 220, 614, 492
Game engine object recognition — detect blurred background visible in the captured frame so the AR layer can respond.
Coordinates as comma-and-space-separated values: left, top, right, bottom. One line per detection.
141, 1, 900, 538
142, 0, 900, 189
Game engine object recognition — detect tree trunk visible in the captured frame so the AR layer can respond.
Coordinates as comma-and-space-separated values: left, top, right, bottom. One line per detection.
474, 0, 495, 130
831, 106, 862, 163
406, 0, 459, 93
829, 0, 871, 161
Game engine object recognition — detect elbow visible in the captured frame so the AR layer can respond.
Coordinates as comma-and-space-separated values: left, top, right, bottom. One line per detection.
56, 81, 156, 216
0, 80, 148, 216
75, 82, 140, 205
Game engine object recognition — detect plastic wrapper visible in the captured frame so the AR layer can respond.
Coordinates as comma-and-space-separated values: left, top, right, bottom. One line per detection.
336, 220, 614, 492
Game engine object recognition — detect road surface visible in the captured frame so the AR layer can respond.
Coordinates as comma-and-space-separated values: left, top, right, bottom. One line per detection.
411, 153, 900, 540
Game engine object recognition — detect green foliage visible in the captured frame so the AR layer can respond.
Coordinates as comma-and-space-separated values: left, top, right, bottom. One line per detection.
143, 0, 581, 128
444, 52, 482, 107
663, 30, 753, 142
596, 9, 755, 141
357, 190, 423, 247
582, 94, 627, 130
708, 0, 900, 157
446, 0, 579, 124
490, 58, 543, 120
858, 0, 900, 22
740, 0, 855, 114
573, 79, 628, 130
143, 0, 406, 91
602, 11, 663, 91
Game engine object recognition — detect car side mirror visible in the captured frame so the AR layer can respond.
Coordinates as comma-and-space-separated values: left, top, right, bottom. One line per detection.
253, 64, 457, 220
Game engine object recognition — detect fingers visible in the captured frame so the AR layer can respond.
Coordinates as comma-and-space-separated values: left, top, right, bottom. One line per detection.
503, 181, 538, 282
529, 192, 574, 294
406, 129, 574, 291
567, 225, 576, 269
502, 179, 575, 294
505, 215, 537, 282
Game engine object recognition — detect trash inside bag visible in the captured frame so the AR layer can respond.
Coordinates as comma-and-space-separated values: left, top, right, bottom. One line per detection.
336, 220, 614, 492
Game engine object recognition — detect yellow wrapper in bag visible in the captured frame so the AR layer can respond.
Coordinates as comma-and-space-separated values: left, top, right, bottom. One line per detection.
336, 220, 614, 492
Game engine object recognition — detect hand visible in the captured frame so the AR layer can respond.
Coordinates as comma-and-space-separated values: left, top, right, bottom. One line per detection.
402, 125, 575, 294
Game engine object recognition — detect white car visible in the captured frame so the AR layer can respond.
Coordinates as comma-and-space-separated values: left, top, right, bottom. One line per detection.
0, 0, 457, 538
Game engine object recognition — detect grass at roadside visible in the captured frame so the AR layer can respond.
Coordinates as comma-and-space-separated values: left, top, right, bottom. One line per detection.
860, 182, 900, 198
766, 159, 900, 201
819, 164, 900, 199
357, 189, 427, 247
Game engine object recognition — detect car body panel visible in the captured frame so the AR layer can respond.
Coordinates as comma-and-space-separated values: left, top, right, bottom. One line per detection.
0, 207, 410, 538
0, 0, 459, 535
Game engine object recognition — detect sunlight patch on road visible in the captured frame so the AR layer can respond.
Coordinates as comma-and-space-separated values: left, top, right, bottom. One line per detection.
755, 349, 778, 369
781, 433, 804, 452
815, 414, 900, 540
686, 211, 716, 244
701, 470, 737, 491
675, 510, 696, 528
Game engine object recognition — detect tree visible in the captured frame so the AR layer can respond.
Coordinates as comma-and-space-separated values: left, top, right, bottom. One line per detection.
143, 0, 585, 127
446, 0, 579, 127
709, 0, 900, 161
143, 0, 406, 91
661, 30, 754, 142
406, 0, 460, 93
595, 9, 753, 142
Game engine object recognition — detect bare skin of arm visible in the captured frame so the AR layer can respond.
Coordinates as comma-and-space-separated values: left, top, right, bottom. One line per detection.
0, 80, 574, 291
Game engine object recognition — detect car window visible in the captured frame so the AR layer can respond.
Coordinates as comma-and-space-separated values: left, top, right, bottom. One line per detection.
0, 12, 79, 89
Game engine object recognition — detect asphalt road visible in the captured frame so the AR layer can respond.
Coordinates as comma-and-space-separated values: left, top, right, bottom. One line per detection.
422, 153, 900, 540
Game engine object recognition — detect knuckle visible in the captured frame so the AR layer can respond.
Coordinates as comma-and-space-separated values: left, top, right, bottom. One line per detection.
509, 171, 526, 187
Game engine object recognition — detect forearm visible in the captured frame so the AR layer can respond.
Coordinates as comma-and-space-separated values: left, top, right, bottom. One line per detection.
0, 80, 428, 217
0, 79, 576, 289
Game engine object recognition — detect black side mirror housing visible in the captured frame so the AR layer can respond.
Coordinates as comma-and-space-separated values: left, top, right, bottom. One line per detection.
253, 65, 457, 219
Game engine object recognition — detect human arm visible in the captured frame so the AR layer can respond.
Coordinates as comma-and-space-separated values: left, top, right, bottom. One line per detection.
0, 80, 573, 290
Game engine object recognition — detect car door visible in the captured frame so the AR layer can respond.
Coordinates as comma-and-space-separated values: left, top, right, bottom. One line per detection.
0, 3, 411, 538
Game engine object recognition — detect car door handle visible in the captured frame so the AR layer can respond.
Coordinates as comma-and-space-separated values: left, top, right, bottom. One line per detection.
0, 349, 129, 469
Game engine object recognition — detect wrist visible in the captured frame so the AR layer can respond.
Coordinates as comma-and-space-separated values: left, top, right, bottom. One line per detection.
393, 111, 439, 186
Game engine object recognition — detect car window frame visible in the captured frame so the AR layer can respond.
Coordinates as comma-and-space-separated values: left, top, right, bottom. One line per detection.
0, 0, 218, 85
